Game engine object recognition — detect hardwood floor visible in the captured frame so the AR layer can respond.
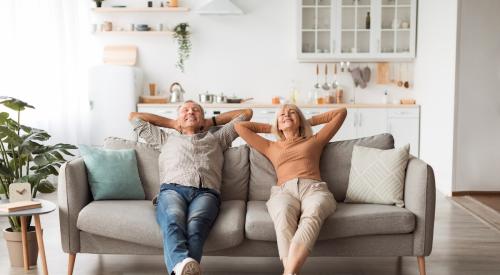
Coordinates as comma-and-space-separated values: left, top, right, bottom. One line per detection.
470, 195, 500, 213
1, 192, 500, 275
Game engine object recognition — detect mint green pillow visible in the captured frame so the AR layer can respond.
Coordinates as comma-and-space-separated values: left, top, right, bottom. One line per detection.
79, 145, 145, 200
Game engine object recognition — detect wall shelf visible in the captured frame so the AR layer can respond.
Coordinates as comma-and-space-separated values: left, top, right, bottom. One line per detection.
92, 7, 190, 13
94, 31, 173, 35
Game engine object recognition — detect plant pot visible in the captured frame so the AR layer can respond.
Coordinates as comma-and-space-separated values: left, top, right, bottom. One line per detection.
3, 227, 39, 267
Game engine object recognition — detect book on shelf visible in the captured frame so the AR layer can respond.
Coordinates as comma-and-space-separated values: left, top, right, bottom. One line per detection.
0, 200, 42, 213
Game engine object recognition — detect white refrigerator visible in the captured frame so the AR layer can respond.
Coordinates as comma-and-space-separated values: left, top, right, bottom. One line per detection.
88, 65, 143, 146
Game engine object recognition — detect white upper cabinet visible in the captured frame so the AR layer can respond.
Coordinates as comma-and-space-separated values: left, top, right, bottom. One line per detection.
297, 0, 417, 61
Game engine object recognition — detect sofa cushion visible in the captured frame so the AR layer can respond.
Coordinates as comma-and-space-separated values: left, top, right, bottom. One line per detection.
346, 144, 410, 207
78, 145, 145, 200
104, 137, 160, 200
248, 148, 277, 201
248, 134, 394, 201
320, 133, 394, 202
220, 145, 250, 201
77, 200, 246, 252
245, 201, 415, 241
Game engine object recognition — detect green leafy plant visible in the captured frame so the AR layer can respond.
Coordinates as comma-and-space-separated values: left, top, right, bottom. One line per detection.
173, 23, 192, 73
0, 96, 76, 232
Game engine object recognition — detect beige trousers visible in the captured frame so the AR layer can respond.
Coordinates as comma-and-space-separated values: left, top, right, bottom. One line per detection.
266, 178, 336, 259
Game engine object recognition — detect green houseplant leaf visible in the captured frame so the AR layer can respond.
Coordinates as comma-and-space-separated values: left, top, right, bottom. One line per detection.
173, 23, 192, 73
0, 97, 75, 232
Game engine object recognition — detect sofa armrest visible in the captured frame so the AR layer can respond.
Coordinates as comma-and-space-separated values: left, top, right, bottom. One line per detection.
404, 157, 436, 256
58, 157, 92, 253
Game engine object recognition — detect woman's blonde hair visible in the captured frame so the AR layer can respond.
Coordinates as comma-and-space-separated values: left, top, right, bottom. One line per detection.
271, 104, 313, 141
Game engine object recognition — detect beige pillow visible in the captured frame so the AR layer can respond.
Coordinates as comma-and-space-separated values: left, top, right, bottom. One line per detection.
345, 144, 410, 207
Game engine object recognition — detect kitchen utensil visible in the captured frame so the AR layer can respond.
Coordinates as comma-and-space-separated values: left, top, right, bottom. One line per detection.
322, 64, 330, 91
103, 45, 137, 66
314, 64, 320, 89
198, 92, 214, 103
397, 63, 403, 87
404, 63, 410, 88
331, 63, 338, 89
362, 66, 371, 84
226, 97, 253, 104
169, 82, 185, 103
376, 62, 390, 84
214, 93, 227, 103
390, 63, 395, 83
350, 67, 364, 88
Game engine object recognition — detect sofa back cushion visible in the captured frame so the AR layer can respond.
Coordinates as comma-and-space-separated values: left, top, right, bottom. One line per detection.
219, 145, 250, 201
320, 133, 394, 201
103, 137, 250, 201
248, 134, 394, 201
104, 137, 160, 200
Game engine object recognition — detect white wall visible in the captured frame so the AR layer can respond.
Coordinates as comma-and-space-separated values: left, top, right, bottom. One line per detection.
91, 0, 415, 104
453, 0, 500, 192
413, 0, 458, 196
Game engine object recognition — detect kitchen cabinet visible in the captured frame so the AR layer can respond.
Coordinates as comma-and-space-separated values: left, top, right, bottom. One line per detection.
387, 108, 419, 156
297, 0, 417, 61
137, 104, 419, 156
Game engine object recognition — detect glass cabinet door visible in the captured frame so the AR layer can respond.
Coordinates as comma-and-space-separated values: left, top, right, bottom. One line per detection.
380, 0, 411, 54
300, 0, 333, 55
340, 0, 371, 54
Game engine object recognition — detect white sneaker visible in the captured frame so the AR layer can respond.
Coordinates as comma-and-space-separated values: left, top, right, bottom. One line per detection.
173, 257, 201, 275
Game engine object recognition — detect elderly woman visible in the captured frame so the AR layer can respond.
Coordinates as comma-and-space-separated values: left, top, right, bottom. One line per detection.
235, 105, 347, 275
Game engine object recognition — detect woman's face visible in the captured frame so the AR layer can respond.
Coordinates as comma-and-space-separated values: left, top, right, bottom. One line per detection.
277, 107, 300, 133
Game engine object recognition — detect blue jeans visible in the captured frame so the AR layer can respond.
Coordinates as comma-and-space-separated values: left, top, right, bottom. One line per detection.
156, 183, 220, 274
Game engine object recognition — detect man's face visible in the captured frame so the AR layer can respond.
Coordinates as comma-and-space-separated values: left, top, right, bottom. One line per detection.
177, 102, 204, 130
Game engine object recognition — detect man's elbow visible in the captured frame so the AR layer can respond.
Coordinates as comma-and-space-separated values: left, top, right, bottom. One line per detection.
244, 109, 253, 121
129, 112, 138, 121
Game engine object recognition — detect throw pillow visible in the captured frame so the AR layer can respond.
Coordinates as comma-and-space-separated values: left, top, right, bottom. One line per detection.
79, 145, 145, 200
345, 144, 410, 207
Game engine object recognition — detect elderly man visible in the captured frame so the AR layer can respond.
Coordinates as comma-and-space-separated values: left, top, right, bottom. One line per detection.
129, 100, 252, 275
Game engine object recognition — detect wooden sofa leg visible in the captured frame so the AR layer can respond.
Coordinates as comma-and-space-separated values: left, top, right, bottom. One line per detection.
68, 253, 76, 275
417, 256, 426, 275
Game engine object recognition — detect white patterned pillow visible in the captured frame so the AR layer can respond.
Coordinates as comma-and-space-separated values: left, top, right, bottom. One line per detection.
345, 144, 410, 207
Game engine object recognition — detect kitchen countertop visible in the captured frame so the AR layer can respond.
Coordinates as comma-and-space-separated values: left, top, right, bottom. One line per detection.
138, 103, 419, 108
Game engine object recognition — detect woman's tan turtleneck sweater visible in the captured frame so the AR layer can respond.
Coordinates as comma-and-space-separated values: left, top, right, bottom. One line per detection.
235, 108, 347, 186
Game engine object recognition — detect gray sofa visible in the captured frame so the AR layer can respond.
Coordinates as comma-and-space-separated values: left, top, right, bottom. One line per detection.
58, 133, 435, 275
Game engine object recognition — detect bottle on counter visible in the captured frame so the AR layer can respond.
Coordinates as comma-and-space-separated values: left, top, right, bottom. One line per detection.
335, 88, 344, 104
289, 81, 300, 104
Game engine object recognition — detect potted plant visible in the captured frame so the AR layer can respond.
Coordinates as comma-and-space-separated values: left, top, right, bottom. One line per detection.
173, 22, 192, 73
93, 0, 105, 8
0, 96, 76, 266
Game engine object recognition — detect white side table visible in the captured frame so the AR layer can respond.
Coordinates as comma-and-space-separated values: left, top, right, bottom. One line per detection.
0, 199, 56, 275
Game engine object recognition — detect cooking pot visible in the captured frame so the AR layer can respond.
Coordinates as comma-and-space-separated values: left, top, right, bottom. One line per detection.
198, 92, 214, 103
214, 93, 227, 103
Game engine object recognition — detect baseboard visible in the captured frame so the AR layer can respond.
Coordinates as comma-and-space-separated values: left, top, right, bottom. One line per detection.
452, 191, 500, 196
